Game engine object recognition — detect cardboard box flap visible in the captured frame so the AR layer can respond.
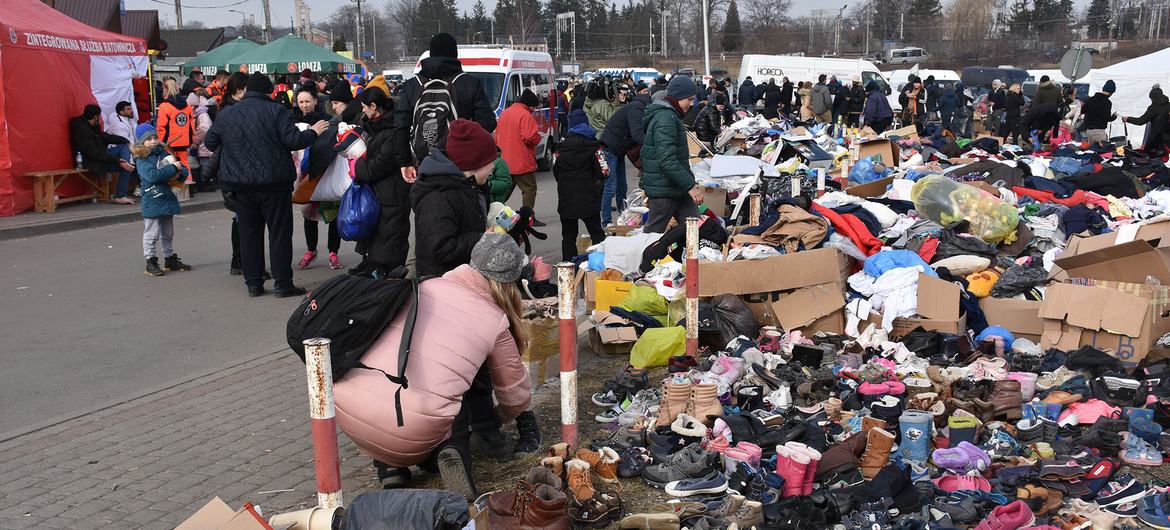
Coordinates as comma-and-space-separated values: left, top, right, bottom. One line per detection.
980, 298, 1044, 337
915, 274, 961, 321
175, 498, 236, 530
845, 176, 895, 198
597, 326, 639, 344
696, 248, 849, 297
1040, 283, 1146, 338
1063, 218, 1170, 257
773, 284, 845, 330
1054, 239, 1170, 285
856, 139, 901, 167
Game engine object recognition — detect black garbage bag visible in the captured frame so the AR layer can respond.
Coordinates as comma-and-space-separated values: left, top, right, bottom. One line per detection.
699, 295, 760, 350
345, 489, 469, 530
933, 228, 998, 261
989, 263, 1048, 298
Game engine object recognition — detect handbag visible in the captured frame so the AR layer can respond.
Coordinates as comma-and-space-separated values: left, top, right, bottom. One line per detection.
337, 181, 380, 241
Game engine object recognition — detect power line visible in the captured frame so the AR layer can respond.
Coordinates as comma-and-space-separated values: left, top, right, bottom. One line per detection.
146, 0, 249, 9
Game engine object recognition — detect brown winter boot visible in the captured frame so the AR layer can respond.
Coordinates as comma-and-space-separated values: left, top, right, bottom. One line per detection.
686, 383, 724, 425
986, 380, 1023, 420
542, 456, 565, 480
566, 459, 595, 501
861, 416, 888, 436
575, 447, 621, 484
859, 427, 896, 480
549, 442, 571, 460
488, 481, 570, 530
815, 431, 868, 479
655, 381, 692, 429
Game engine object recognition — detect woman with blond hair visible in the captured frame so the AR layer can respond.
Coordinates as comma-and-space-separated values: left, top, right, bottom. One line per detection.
1001, 83, 1025, 144
155, 78, 195, 184
799, 81, 814, 121
333, 233, 536, 501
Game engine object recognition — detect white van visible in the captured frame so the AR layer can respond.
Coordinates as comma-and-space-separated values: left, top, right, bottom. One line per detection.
415, 46, 557, 170
886, 47, 930, 65
381, 69, 405, 82
737, 54, 891, 96
595, 67, 661, 85
886, 69, 960, 111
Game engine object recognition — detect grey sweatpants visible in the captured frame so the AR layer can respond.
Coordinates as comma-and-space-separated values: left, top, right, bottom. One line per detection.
1085, 129, 1109, 144
143, 216, 175, 259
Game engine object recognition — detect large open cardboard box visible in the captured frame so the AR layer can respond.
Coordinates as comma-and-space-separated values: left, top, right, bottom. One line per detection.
856, 138, 901, 167
697, 248, 852, 333
1039, 282, 1170, 368
980, 297, 1045, 342
1054, 218, 1170, 285
862, 273, 967, 339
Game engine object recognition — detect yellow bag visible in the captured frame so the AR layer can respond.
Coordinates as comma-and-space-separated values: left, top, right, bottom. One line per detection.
629, 327, 685, 368
595, 279, 634, 312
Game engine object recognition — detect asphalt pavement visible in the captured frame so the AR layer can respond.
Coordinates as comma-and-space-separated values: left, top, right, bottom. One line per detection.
1, 166, 622, 436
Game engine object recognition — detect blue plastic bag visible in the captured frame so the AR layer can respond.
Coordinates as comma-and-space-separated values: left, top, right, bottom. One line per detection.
848, 155, 891, 184
337, 182, 379, 241
863, 249, 938, 278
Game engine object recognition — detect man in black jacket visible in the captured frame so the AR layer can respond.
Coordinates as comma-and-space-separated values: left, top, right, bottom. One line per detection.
69, 104, 134, 180
779, 77, 794, 116
394, 33, 496, 184
205, 73, 327, 297
738, 77, 754, 106
599, 87, 650, 225
1124, 86, 1170, 156
924, 76, 943, 123
1081, 80, 1117, 145
695, 94, 728, 145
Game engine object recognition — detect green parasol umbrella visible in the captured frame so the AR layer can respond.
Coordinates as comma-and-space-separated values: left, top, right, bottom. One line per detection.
225, 34, 359, 75
181, 37, 260, 75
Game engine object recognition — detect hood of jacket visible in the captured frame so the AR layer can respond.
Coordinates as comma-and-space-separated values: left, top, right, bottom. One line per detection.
633, 93, 652, 107
165, 95, 188, 110
443, 264, 494, 304
412, 149, 476, 207
584, 97, 609, 113
363, 111, 394, 134
644, 99, 680, 124
418, 56, 463, 79
569, 121, 596, 139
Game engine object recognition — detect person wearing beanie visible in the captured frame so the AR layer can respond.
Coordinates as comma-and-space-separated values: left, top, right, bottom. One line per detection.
1123, 85, 1170, 155
333, 230, 534, 498
205, 68, 329, 298
599, 83, 651, 224
395, 32, 496, 184
641, 74, 702, 233
1082, 79, 1119, 145
585, 79, 620, 138
862, 79, 894, 133
695, 92, 728, 145
554, 109, 607, 260
1033, 74, 1061, 107
131, 122, 191, 277
847, 76, 866, 127
496, 88, 543, 217
411, 119, 497, 279
326, 81, 362, 124
347, 86, 410, 279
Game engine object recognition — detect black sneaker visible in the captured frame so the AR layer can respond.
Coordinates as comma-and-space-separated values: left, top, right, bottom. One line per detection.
616, 447, 652, 478
471, 430, 515, 461
164, 254, 192, 271
531, 218, 547, 227
145, 257, 165, 276
374, 461, 411, 489
247, 286, 266, 297
273, 285, 307, 298
514, 410, 541, 456
436, 443, 477, 501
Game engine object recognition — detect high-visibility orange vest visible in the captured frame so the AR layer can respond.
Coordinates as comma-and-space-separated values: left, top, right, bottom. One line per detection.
157, 101, 194, 149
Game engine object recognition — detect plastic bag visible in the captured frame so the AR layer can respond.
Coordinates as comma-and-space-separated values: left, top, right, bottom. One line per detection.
710, 295, 760, 347
848, 155, 890, 184
910, 175, 1019, 244
863, 249, 937, 278
618, 285, 670, 320
989, 264, 1047, 298
629, 326, 686, 368
338, 181, 379, 241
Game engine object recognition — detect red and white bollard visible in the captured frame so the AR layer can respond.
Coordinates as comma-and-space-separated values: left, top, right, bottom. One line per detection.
816, 168, 826, 199
685, 217, 700, 357
556, 263, 578, 448
303, 338, 343, 510
748, 193, 762, 227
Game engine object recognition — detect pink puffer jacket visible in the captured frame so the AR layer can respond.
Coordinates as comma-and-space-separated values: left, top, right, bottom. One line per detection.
333, 265, 532, 467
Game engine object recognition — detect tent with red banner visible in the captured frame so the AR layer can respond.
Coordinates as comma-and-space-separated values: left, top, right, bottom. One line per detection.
0, 0, 148, 216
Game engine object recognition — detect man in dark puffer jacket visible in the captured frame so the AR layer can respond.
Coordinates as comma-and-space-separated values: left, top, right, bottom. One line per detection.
205, 72, 326, 297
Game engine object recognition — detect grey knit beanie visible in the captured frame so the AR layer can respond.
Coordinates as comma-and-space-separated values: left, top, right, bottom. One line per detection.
470, 233, 528, 283
666, 75, 697, 100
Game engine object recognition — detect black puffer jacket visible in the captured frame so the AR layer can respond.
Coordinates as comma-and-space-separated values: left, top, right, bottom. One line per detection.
1004, 91, 1025, 118
355, 111, 406, 207
1080, 93, 1114, 130
204, 91, 318, 192
599, 93, 650, 156
847, 84, 866, 114
410, 150, 487, 279
394, 56, 497, 167
69, 116, 127, 176
1126, 89, 1170, 152
695, 104, 725, 143
555, 131, 604, 220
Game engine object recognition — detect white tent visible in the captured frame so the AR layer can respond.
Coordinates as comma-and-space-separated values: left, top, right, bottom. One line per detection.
1091, 47, 1170, 147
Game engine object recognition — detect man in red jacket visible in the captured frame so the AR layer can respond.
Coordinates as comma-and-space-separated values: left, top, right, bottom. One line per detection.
496, 89, 544, 224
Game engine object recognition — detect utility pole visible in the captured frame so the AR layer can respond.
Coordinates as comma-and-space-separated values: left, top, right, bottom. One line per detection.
835, 4, 847, 56
663, 10, 669, 57
175, 0, 183, 29
372, 16, 377, 62
865, 3, 871, 55
899, 12, 904, 40
261, 0, 272, 42
702, 0, 710, 77
650, 18, 654, 55
352, 0, 364, 60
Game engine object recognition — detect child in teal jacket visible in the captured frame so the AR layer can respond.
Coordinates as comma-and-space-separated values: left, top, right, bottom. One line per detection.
132, 125, 192, 276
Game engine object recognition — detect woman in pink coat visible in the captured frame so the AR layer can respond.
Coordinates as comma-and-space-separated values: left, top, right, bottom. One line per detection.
334, 233, 533, 501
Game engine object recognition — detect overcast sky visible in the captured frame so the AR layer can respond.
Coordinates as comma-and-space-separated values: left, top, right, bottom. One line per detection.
129, 0, 1089, 29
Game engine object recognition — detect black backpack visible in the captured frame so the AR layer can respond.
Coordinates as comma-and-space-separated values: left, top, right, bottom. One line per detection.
287, 275, 420, 426
411, 73, 464, 163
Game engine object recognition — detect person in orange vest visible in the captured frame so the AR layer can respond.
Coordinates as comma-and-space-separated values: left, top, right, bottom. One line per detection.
156, 78, 195, 188
205, 70, 229, 105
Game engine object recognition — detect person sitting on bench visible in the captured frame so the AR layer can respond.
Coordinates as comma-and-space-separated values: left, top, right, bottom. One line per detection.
69, 104, 134, 203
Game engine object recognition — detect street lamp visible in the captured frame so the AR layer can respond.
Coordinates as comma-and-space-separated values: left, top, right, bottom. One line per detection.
228, 9, 248, 29
473, 31, 484, 44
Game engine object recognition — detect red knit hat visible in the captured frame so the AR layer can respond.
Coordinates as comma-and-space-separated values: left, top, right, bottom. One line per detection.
444, 119, 497, 172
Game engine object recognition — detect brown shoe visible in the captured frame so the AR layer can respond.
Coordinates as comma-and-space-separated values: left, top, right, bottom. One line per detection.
988, 380, 1022, 420
647, 501, 708, 519
709, 494, 746, 518
526, 465, 564, 491
729, 499, 764, 528
487, 481, 570, 530
861, 416, 887, 436
655, 381, 692, 429
815, 431, 867, 479
542, 456, 565, 480
575, 447, 621, 483
823, 397, 843, 420
1041, 390, 1083, 405
566, 459, 595, 501
549, 442, 571, 459
859, 427, 896, 480
686, 383, 724, 425
619, 512, 680, 529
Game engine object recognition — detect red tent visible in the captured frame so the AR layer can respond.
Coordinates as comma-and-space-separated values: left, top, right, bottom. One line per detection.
0, 0, 148, 216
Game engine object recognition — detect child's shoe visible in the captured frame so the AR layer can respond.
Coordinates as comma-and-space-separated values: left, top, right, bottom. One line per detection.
329, 252, 343, 270
299, 250, 317, 269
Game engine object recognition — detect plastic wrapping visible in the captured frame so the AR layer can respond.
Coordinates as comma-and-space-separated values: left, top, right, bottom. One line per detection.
630, 326, 686, 368
337, 182, 380, 241
849, 156, 891, 184
709, 294, 760, 347
618, 285, 671, 322
910, 175, 1019, 244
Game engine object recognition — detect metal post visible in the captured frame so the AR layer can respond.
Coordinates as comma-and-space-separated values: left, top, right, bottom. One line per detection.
702, 0, 710, 78
748, 193, 761, 226
175, 0, 184, 29
662, 10, 669, 57
556, 263, 578, 448
304, 338, 342, 510
261, 0, 273, 43
353, 0, 363, 60
685, 217, 700, 357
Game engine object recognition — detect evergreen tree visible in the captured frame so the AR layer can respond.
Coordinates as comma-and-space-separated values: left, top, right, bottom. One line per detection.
417, 0, 458, 35
1006, 0, 1032, 35
904, 0, 942, 37
1031, 0, 1061, 32
471, 0, 489, 39
332, 37, 348, 52
1084, 0, 1110, 38
721, 0, 743, 52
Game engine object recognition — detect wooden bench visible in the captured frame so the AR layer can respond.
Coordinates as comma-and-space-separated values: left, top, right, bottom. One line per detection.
25, 169, 110, 213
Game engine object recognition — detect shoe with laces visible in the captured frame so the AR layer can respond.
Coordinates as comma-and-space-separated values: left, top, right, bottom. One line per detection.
514, 410, 541, 456
617, 389, 661, 427
665, 471, 729, 497
1097, 474, 1147, 507
328, 252, 342, 269
298, 250, 317, 270
616, 447, 651, 478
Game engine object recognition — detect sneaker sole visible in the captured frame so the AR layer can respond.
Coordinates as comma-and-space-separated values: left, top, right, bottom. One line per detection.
592, 396, 619, 407
437, 447, 475, 501
665, 483, 728, 497
144, 271, 164, 276
594, 413, 620, 423
1099, 486, 1147, 507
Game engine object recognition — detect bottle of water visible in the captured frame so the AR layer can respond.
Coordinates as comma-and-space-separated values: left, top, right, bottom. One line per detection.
74, 151, 83, 170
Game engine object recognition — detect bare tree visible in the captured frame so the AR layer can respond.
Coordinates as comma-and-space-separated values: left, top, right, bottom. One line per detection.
389, 0, 423, 55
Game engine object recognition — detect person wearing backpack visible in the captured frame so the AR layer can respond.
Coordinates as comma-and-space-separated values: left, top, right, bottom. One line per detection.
394, 33, 496, 185
333, 233, 535, 500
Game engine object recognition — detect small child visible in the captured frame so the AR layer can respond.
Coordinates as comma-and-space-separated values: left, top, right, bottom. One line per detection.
132, 125, 192, 276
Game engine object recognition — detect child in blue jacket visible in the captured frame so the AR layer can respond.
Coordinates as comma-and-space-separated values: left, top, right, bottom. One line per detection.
132, 125, 192, 276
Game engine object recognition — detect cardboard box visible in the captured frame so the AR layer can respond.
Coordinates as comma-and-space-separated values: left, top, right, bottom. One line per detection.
701, 186, 729, 217
980, 297, 1045, 342
582, 272, 635, 311
781, 139, 833, 170
855, 138, 901, 167
845, 176, 895, 198
1055, 218, 1170, 285
888, 125, 919, 139
1039, 282, 1170, 368
697, 248, 853, 334
175, 498, 275, 530
605, 225, 638, 237
579, 311, 638, 355
863, 274, 967, 339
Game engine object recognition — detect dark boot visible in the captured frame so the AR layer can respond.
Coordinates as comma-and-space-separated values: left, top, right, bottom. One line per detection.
145, 257, 165, 276
374, 461, 412, 489
472, 429, 516, 462
514, 410, 542, 456
436, 441, 477, 501
164, 254, 192, 272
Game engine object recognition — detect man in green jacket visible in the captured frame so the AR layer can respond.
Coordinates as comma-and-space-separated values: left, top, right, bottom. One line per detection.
641, 75, 703, 233
488, 155, 512, 204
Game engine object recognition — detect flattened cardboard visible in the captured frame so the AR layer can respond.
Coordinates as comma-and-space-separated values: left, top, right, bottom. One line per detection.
695, 248, 850, 297
1055, 218, 1170, 285
845, 176, 895, 198
888, 125, 919, 140
980, 297, 1044, 341
701, 186, 729, 217
175, 498, 236, 530
744, 284, 846, 332
856, 139, 901, 167
1039, 282, 1170, 367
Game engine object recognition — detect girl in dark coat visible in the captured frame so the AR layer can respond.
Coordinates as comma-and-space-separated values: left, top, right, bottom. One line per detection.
1000, 84, 1026, 144
555, 109, 607, 261
353, 88, 408, 278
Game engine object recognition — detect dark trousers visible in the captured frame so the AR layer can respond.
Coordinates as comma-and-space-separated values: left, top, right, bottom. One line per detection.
645, 197, 701, 234
305, 218, 341, 254
235, 190, 293, 290
462, 365, 499, 436
870, 117, 893, 134
561, 214, 607, 261
365, 203, 410, 269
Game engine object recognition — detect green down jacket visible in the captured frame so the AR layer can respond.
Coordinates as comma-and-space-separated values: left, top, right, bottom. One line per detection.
639, 100, 695, 200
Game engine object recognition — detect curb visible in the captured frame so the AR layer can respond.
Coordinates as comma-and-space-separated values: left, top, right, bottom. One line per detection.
0, 199, 225, 241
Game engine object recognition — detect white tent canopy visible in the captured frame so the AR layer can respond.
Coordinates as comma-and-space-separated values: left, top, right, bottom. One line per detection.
1091, 47, 1170, 147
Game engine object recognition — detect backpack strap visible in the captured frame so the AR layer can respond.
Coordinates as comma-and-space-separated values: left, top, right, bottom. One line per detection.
389, 276, 420, 427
